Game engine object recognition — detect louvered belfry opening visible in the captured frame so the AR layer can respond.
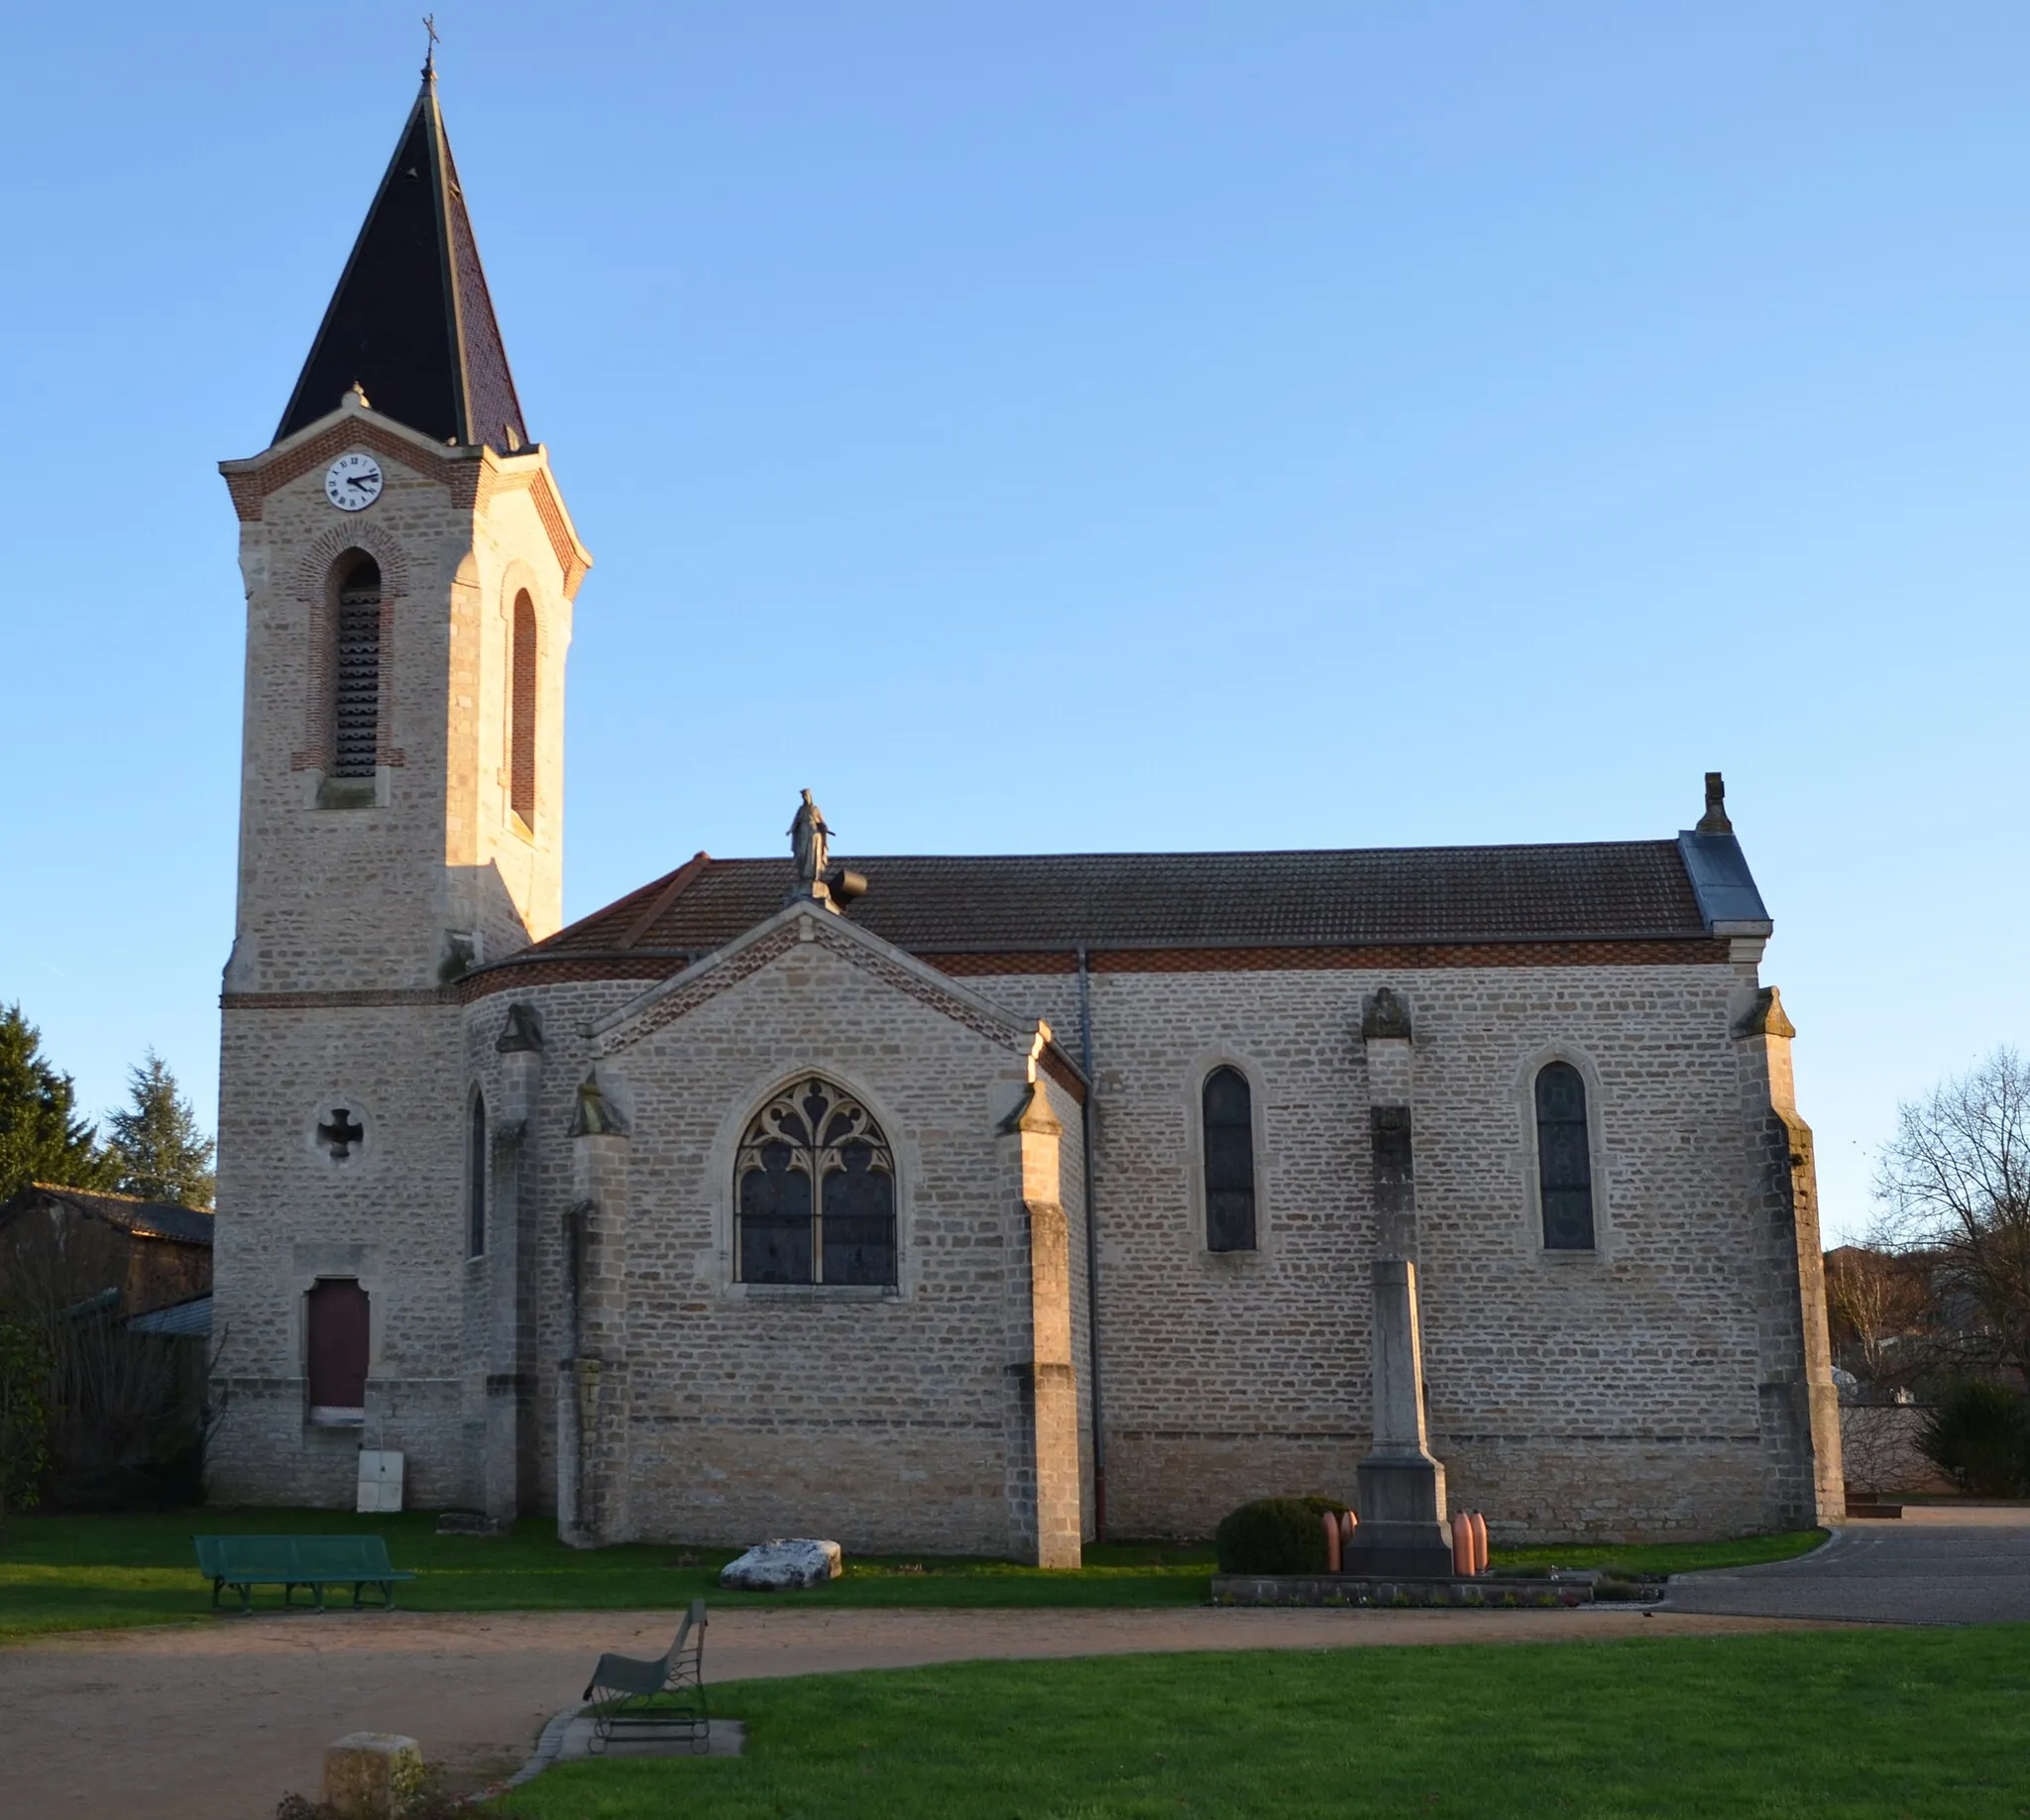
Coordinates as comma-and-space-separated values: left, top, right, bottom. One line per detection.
333, 556, 383, 779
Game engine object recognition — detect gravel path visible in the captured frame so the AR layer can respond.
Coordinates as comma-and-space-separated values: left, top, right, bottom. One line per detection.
3, 1603, 1810, 1820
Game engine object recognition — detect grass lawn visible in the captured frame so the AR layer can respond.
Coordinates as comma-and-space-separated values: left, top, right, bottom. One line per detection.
0, 1507, 1825, 1642
496, 1627, 2030, 1819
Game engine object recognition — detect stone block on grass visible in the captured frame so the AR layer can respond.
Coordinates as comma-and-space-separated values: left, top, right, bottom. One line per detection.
719, 1538, 843, 1590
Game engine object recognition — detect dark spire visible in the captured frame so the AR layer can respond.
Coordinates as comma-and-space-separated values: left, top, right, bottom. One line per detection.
275, 66, 528, 454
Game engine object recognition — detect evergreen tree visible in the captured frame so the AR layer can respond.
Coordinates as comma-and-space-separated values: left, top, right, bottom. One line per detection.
105, 1050, 215, 1208
0, 1005, 115, 1201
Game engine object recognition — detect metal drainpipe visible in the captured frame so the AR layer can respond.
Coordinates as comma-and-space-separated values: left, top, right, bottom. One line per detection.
560, 1200, 587, 1537
1076, 947, 1108, 1541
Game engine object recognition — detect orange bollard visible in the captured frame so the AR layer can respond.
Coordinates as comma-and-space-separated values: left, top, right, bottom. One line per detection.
1469, 1511, 1489, 1575
1341, 1511, 1357, 1551
1322, 1510, 1341, 1573
1450, 1512, 1473, 1576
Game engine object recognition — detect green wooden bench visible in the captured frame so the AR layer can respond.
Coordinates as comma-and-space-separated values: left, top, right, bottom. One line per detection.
193, 1535, 415, 1614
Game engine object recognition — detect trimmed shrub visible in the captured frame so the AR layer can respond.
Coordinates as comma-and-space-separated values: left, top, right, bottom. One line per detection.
1214, 1495, 1347, 1574
1918, 1380, 2030, 1497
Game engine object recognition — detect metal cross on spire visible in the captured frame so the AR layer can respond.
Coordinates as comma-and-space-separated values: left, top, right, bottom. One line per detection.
422, 14, 441, 77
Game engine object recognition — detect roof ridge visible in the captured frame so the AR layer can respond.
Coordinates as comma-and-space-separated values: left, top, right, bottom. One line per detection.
618, 852, 712, 950
29, 1181, 211, 1211
677, 838, 1682, 866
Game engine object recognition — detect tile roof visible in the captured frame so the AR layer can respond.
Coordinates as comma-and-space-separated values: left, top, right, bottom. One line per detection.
507, 839, 1719, 969
7, 1185, 215, 1246
127, 1295, 213, 1338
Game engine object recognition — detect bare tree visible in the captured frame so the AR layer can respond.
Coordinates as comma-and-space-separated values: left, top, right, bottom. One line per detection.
0, 1215, 213, 1508
1873, 1047, 2030, 1390
1825, 1246, 1932, 1391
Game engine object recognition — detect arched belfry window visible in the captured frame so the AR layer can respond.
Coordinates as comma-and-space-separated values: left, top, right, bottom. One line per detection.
508, 590, 537, 829
735, 1080, 896, 1287
1534, 1062, 1596, 1250
1203, 1066, 1257, 1252
332, 556, 382, 779
467, 1093, 487, 1260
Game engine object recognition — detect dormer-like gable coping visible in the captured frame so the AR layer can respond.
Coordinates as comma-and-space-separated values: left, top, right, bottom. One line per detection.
588, 897, 1085, 1103
218, 393, 592, 597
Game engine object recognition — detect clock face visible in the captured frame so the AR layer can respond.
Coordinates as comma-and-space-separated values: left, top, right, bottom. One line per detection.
325, 452, 385, 512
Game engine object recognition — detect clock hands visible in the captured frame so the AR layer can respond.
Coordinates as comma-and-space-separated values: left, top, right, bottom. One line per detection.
325, 455, 383, 512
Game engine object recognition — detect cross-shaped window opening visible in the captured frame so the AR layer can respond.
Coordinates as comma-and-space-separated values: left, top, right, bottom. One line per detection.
318, 1108, 365, 1160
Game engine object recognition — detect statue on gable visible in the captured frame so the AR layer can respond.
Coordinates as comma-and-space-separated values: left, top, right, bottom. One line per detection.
789, 789, 832, 885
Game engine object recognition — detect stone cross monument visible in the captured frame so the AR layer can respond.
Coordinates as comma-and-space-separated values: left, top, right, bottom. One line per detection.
1345, 989, 1457, 1575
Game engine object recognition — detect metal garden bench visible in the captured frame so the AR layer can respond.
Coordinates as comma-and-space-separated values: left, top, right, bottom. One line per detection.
193, 1535, 415, 1613
582, 1599, 710, 1753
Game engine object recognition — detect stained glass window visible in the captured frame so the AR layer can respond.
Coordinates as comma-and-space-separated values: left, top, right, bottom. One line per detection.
1535, 1061, 1596, 1250
1203, 1066, 1257, 1252
735, 1080, 896, 1286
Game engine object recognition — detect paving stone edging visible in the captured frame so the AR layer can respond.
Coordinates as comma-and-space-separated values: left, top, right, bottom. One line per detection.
504, 1702, 593, 1791
1210, 1574, 1595, 1608
484, 1703, 744, 1799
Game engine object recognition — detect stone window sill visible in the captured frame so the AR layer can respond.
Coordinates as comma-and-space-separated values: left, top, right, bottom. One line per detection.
308, 1406, 367, 1426
315, 777, 379, 811
727, 1284, 903, 1304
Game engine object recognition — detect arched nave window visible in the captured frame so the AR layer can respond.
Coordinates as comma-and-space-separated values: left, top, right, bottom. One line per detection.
508, 590, 537, 829
1202, 1066, 1257, 1253
735, 1080, 896, 1287
467, 1093, 488, 1260
1534, 1061, 1596, 1251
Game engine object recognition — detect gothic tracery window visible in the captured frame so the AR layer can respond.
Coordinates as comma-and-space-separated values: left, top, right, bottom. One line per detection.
1202, 1066, 1257, 1252
735, 1080, 896, 1287
332, 556, 382, 779
1535, 1061, 1596, 1250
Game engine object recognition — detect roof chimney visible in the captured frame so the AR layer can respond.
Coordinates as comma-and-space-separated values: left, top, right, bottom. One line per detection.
1696, 771, 1733, 835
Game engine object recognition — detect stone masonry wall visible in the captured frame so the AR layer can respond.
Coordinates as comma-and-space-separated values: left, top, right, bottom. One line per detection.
465, 928, 1089, 1554
964, 956, 1813, 1543
209, 998, 474, 1508
234, 926, 1825, 1547
220, 414, 575, 1001
210, 405, 583, 1511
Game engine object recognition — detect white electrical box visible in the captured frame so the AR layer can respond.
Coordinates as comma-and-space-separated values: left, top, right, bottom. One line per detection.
356, 1449, 405, 1514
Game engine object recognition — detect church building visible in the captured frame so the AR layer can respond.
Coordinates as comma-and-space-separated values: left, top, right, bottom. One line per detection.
208, 64, 1844, 1556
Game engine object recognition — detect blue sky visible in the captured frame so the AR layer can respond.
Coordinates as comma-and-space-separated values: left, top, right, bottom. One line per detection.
2, 3, 2024, 1242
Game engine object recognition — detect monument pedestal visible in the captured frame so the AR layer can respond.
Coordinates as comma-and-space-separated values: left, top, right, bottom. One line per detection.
1346, 1454, 1456, 1575
1347, 1257, 1456, 1575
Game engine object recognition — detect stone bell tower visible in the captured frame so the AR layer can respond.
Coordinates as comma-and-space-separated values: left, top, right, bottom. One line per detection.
208, 57, 591, 1508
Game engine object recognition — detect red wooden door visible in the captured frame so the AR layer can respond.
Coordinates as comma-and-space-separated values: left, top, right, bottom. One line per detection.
306, 1279, 369, 1413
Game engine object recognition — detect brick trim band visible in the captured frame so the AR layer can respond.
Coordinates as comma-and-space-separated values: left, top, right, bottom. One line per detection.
457, 936, 1732, 1002
938, 939, 1732, 975
222, 989, 453, 1009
